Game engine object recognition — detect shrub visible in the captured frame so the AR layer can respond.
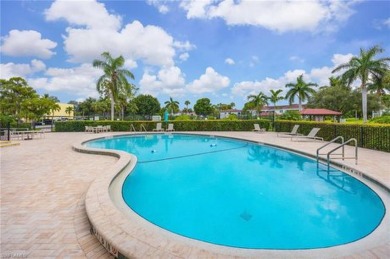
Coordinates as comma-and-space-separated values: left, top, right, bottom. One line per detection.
369, 116, 390, 124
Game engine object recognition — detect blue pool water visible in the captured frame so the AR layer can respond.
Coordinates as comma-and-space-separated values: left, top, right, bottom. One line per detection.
86, 134, 385, 249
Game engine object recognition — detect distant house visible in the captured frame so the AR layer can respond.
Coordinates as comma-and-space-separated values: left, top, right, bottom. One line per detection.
300, 108, 342, 122
219, 109, 242, 119
261, 104, 305, 115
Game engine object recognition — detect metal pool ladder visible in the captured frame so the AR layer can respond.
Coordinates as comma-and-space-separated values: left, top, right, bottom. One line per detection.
316, 136, 358, 169
129, 124, 147, 132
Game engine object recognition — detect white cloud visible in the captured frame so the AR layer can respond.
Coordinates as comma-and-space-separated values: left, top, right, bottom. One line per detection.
146, 0, 170, 14
231, 52, 357, 101
45, 0, 194, 67
139, 66, 186, 97
1, 30, 57, 59
231, 77, 280, 97
45, 0, 121, 30
180, 0, 213, 19
186, 67, 230, 94
384, 18, 390, 28
331, 53, 353, 67
179, 53, 190, 61
173, 40, 196, 51
225, 58, 235, 65
179, 0, 358, 33
0, 59, 46, 79
289, 56, 305, 63
29, 63, 101, 99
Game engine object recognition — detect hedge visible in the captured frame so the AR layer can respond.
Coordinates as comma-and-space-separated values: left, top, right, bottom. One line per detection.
54, 119, 389, 152
54, 119, 271, 133
275, 120, 390, 152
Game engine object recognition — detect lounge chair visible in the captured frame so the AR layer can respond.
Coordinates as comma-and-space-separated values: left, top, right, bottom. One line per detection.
153, 122, 164, 132
166, 123, 175, 132
277, 125, 301, 137
85, 126, 94, 133
253, 124, 266, 133
291, 128, 323, 141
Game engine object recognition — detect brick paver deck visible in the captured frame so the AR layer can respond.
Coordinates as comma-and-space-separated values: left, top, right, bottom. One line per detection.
1, 131, 389, 258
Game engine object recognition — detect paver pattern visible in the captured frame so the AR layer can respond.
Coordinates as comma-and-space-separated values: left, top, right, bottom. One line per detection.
1, 132, 115, 258
1, 131, 389, 258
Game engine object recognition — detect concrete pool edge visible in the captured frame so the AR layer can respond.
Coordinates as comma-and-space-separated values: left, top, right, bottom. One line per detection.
74, 132, 390, 258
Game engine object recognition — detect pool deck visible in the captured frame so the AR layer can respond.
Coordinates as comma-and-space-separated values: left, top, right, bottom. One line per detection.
1, 131, 389, 258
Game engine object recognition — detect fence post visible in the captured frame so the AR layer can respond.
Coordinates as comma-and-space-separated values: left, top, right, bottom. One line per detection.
359, 126, 364, 148
7, 122, 10, 141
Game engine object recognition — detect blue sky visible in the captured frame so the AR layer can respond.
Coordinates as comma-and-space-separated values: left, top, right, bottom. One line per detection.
1, 0, 389, 109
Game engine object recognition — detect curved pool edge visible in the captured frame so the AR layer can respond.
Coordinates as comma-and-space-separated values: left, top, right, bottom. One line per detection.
74, 132, 390, 258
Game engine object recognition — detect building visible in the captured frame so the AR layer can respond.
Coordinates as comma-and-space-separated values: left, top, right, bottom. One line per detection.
262, 104, 305, 115
300, 108, 342, 122
219, 109, 242, 119
45, 103, 74, 120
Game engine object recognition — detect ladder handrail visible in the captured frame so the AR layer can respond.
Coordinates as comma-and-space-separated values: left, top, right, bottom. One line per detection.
327, 138, 358, 168
316, 136, 344, 163
129, 124, 136, 132
140, 124, 147, 132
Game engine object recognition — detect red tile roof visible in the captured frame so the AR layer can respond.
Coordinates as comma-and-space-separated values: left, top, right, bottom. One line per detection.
300, 108, 342, 115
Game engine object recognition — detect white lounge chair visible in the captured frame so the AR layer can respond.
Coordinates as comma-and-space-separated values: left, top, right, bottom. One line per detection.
291, 128, 323, 141
153, 122, 164, 132
166, 123, 175, 132
277, 125, 301, 137
85, 126, 94, 133
253, 124, 266, 133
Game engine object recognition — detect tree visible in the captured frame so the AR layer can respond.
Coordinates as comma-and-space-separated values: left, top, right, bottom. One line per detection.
332, 45, 390, 122
247, 92, 268, 117
269, 89, 284, 112
0, 77, 37, 122
164, 97, 180, 115
21, 96, 60, 126
285, 74, 317, 111
194, 98, 214, 117
133, 94, 161, 119
183, 100, 191, 114
78, 97, 97, 117
93, 52, 135, 120
65, 106, 74, 117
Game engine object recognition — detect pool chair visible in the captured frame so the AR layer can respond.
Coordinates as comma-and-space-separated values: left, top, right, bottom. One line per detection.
85, 126, 94, 133
277, 125, 301, 137
253, 124, 266, 133
166, 123, 175, 132
153, 122, 164, 132
291, 128, 323, 141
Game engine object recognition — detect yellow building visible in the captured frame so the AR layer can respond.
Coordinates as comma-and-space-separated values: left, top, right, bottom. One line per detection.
47, 103, 74, 119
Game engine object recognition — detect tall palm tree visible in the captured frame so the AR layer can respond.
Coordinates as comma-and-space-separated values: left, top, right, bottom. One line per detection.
269, 89, 284, 112
367, 70, 390, 113
164, 97, 180, 115
247, 92, 268, 117
184, 100, 190, 113
93, 52, 135, 120
332, 45, 390, 122
65, 106, 74, 118
285, 74, 317, 111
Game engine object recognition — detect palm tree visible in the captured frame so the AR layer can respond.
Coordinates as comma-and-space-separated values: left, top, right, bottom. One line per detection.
65, 106, 74, 118
184, 100, 191, 113
247, 92, 268, 117
269, 89, 284, 112
164, 97, 180, 115
332, 45, 390, 122
93, 52, 135, 120
367, 70, 390, 114
285, 74, 317, 111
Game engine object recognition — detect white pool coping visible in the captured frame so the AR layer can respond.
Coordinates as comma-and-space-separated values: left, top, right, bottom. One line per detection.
73, 132, 390, 258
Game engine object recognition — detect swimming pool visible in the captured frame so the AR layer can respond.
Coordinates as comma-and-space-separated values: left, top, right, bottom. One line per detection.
86, 134, 385, 250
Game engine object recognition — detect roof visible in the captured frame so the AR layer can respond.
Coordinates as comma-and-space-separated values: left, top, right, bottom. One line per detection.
300, 108, 342, 115
262, 104, 305, 110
